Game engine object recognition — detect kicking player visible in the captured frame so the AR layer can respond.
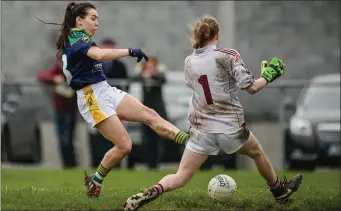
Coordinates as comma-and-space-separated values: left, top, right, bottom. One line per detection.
123, 15, 302, 211
53, 2, 189, 198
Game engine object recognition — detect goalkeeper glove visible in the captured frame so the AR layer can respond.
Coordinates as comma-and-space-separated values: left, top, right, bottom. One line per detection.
128, 48, 149, 63
261, 57, 285, 83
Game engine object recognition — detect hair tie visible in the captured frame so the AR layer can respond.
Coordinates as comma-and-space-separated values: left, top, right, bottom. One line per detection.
70, 3, 78, 11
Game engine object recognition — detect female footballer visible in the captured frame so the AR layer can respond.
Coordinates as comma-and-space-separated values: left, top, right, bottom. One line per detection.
53, 2, 190, 198
123, 15, 303, 210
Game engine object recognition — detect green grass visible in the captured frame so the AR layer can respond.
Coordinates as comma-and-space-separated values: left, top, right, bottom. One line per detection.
1, 168, 340, 210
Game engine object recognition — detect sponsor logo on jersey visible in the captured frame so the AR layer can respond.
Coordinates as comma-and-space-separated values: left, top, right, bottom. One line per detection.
92, 61, 103, 73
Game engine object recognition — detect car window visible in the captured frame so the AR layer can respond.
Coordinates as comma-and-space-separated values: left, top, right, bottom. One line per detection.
301, 85, 340, 110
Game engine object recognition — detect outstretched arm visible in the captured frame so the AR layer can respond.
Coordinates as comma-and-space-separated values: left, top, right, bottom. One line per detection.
87, 46, 148, 63
73, 34, 148, 63
87, 46, 129, 61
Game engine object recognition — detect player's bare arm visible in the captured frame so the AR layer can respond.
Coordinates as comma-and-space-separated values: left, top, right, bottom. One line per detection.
87, 46, 148, 62
87, 46, 129, 61
245, 77, 267, 94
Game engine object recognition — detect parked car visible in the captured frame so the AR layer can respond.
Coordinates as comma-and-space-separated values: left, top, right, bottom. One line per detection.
1, 76, 43, 163
284, 73, 340, 170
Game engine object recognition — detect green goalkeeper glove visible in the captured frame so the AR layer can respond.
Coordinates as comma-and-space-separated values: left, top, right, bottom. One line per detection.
261, 57, 285, 83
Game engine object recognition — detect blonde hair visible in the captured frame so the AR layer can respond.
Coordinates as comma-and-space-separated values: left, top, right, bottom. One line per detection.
189, 15, 220, 49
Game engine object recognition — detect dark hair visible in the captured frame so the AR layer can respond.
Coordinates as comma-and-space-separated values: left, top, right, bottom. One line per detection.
190, 15, 220, 49
55, 2, 96, 59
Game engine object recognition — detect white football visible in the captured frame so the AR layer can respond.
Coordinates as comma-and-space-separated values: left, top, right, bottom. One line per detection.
208, 174, 237, 201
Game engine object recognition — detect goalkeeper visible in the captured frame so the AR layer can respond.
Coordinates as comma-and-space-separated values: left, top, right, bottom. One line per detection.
123, 17, 302, 211
124, 34, 302, 211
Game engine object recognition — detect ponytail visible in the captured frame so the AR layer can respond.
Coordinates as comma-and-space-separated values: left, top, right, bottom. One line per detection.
189, 15, 220, 49
37, 2, 96, 60
55, 2, 79, 60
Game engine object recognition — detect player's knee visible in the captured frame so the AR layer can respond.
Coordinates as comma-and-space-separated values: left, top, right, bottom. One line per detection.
120, 142, 132, 155
114, 139, 132, 156
143, 107, 161, 126
104, 141, 131, 160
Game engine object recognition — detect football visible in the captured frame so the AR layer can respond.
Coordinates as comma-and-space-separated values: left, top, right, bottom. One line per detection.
208, 174, 237, 201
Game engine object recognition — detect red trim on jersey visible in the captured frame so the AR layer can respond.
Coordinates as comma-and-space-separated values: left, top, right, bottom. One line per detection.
215, 48, 238, 56
216, 48, 243, 62
235, 55, 241, 63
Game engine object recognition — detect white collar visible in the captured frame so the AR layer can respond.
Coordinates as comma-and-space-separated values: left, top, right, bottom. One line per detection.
193, 45, 217, 54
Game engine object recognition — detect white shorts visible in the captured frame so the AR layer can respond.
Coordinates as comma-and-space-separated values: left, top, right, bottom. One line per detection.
186, 122, 250, 156
76, 80, 126, 127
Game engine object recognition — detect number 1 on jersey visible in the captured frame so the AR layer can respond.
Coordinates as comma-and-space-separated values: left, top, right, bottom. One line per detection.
198, 75, 213, 105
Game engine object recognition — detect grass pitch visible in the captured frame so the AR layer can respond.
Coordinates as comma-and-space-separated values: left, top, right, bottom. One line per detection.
1, 168, 340, 210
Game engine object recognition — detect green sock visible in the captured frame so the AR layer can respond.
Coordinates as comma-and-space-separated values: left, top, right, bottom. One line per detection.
92, 163, 110, 186
174, 131, 189, 145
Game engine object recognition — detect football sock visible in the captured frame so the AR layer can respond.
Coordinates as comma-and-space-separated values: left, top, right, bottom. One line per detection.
174, 131, 189, 145
153, 183, 164, 196
268, 177, 281, 189
92, 163, 110, 186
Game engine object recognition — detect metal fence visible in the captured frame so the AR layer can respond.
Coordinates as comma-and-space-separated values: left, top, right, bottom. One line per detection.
3, 75, 339, 169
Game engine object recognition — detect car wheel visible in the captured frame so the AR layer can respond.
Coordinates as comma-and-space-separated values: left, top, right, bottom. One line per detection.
1, 131, 8, 162
1, 125, 14, 162
283, 128, 292, 169
29, 128, 42, 163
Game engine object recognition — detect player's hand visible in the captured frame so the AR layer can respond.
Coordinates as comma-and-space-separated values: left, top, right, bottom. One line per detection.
261, 57, 285, 83
269, 57, 285, 75
128, 48, 149, 63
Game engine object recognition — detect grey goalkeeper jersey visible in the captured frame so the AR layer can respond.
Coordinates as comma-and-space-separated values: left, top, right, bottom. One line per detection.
184, 45, 255, 133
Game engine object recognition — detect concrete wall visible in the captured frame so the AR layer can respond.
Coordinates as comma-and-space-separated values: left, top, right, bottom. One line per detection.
2, 1, 231, 77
